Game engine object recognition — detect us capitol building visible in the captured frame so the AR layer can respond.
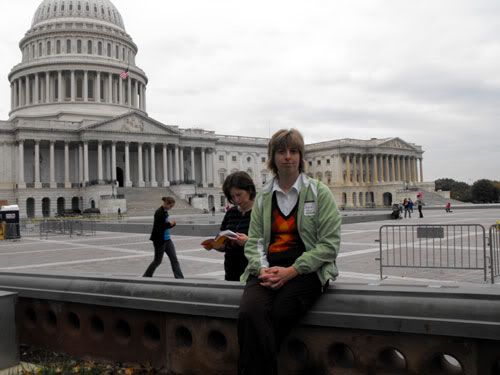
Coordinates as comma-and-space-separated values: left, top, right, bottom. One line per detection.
0, 0, 431, 218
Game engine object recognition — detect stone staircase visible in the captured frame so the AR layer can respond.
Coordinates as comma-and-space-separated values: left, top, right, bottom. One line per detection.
415, 188, 463, 207
117, 187, 202, 216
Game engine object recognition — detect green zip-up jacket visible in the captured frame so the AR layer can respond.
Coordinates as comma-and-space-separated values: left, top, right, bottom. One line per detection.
241, 173, 341, 286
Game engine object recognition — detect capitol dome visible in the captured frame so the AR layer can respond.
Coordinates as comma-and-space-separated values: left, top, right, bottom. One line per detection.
32, 0, 125, 30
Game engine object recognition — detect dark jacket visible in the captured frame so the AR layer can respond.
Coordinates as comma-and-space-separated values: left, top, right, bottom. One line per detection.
149, 206, 175, 243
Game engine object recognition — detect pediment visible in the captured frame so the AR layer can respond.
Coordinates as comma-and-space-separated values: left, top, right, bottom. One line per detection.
378, 137, 415, 150
84, 112, 180, 136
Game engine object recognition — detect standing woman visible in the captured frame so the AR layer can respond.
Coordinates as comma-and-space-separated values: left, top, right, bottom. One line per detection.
238, 129, 341, 374
202, 171, 255, 281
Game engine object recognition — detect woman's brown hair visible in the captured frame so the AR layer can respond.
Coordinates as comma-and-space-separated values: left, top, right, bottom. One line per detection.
266, 128, 305, 175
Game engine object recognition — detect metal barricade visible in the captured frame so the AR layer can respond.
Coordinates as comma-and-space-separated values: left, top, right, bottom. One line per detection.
489, 224, 500, 283
379, 224, 488, 282
37, 219, 96, 239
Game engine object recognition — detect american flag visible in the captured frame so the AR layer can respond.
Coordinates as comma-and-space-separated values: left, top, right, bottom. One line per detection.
119, 69, 129, 80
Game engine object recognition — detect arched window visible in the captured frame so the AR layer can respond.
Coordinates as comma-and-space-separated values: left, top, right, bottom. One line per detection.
87, 40, 92, 54
38, 42, 42, 57
57, 197, 65, 215
42, 197, 51, 217
56, 40, 61, 54
122, 47, 125, 61
77, 40, 82, 53
98, 41, 102, 55
26, 198, 35, 218
115, 45, 119, 59
71, 197, 80, 210
65, 74, 71, 99
66, 39, 71, 53
46, 41, 51, 55
88, 79, 94, 99
76, 77, 83, 99
107, 43, 111, 57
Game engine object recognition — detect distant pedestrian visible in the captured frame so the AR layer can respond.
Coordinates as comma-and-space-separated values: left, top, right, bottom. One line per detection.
211, 205, 216, 216
408, 198, 414, 213
117, 207, 122, 220
403, 198, 411, 218
143, 196, 184, 278
445, 202, 452, 213
416, 196, 424, 218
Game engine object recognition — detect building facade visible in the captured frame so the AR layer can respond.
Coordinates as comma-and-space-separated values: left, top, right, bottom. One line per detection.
0, 0, 427, 217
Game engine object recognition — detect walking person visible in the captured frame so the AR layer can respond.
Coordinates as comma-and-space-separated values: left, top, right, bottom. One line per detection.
143, 196, 184, 278
416, 195, 425, 218
237, 129, 341, 375
202, 171, 255, 281
403, 198, 411, 218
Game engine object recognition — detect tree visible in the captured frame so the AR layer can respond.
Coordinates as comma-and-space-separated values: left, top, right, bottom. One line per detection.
435, 178, 456, 192
452, 182, 472, 202
470, 179, 499, 203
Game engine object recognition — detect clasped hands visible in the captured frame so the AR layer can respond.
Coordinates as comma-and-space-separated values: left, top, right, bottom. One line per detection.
259, 266, 298, 290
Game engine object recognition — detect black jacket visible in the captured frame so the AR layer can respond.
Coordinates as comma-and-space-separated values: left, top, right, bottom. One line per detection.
149, 206, 175, 243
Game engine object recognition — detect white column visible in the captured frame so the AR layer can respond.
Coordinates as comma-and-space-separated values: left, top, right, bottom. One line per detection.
190, 148, 196, 181
17, 79, 22, 107
365, 155, 369, 184
359, 155, 364, 184
83, 70, 88, 101
402, 156, 407, 183
83, 141, 89, 184
111, 142, 117, 182
64, 142, 71, 188
45, 72, 50, 103
391, 155, 396, 182
168, 148, 174, 181
179, 147, 184, 183
162, 144, 169, 187
78, 144, 83, 185
97, 141, 103, 182
70, 70, 76, 101
201, 148, 207, 187
96, 72, 101, 102
345, 155, 351, 184
384, 155, 389, 183
34, 141, 41, 188
419, 158, 423, 182
18, 141, 26, 188
25, 76, 30, 105
124, 142, 132, 187
105, 146, 111, 180
137, 143, 144, 187
127, 76, 132, 106
373, 155, 378, 183
352, 155, 357, 184
108, 73, 113, 103
58, 71, 63, 102
144, 147, 149, 183
174, 145, 180, 182
49, 141, 56, 188
119, 75, 123, 105
150, 143, 157, 187
34, 74, 39, 104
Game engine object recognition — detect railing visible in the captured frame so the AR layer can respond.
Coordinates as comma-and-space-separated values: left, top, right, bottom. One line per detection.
489, 223, 500, 283
0, 220, 97, 240
0, 272, 499, 374
378, 224, 488, 282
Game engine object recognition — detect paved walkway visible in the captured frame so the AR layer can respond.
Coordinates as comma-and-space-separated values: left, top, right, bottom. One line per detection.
1, 208, 499, 286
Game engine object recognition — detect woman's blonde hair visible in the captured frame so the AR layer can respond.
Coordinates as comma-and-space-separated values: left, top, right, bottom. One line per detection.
266, 128, 305, 175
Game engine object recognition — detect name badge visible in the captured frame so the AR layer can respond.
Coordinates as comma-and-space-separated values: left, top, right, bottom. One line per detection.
304, 202, 316, 216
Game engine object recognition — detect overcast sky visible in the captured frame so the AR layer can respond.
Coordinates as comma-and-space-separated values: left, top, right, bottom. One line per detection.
1, 0, 499, 183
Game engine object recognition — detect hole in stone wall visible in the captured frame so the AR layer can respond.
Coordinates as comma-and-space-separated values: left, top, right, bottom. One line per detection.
90, 315, 104, 337
25, 308, 37, 328
67, 312, 80, 331
144, 322, 161, 345
207, 330, 227, 353
287, 338, 308, 363
43, 310, 57, 332
429, 353, 463, 374
175, 326, 192, 348
378, 347, 407, 370
114, 319, 131, 342
327, 343, 355, 368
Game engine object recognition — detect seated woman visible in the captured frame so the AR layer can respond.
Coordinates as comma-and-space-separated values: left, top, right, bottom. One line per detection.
202, 171, 255, 281
238, 129, 341, 374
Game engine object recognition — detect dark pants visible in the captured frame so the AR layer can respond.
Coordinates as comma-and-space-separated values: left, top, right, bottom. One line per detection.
143, 239, 184, 278
418, 206, 423, 218
237, 273, 323, 375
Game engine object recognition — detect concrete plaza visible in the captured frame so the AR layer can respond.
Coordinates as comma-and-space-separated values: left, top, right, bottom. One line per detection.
1, 207, 499, 286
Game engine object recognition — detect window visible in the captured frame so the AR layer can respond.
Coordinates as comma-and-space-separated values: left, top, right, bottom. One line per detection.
219, 172, 225, 185
115, 45, 119, 59
65, 76, 71, 99
261, 157, 266, 163
38, 42, 42, 57
98, 41, 102, 55
77, 40, 82, 53
219, 155, 224, 161
46, 41, 51, 55
66, 39, 71, 53
327, 159, 330, 165
308, 161, 312, 166
88, 79, 94, 99
76, 77, 83, 99
317, 160, 321, 166
107, 43, 111, 57
87, 40, 92, 54
56, 40, 61, 54
232, 155, 237, 162
246, 156, 251, 163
